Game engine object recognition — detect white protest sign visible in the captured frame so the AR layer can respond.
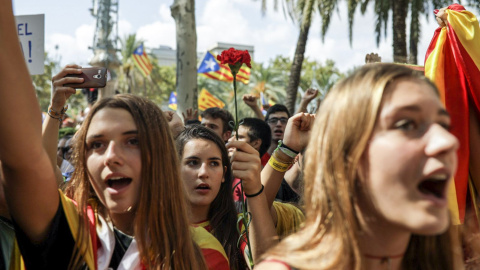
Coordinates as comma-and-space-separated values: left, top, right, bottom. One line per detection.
15, 14, 44, 75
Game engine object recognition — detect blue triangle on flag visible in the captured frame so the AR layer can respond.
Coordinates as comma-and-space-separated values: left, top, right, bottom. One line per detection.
169, 92, 177, 104
197, 51, 220, 73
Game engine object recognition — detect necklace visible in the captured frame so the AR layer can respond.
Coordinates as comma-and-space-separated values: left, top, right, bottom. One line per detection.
364, 253, 404, 270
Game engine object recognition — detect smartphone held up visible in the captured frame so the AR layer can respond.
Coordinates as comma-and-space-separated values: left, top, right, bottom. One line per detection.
64, 67, 107, 89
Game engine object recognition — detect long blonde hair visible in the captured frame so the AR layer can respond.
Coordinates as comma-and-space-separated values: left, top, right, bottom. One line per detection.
65, 94, 207, 269
265, 64, 461, 269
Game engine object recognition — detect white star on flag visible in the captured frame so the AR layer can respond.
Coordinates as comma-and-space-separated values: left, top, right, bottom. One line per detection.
204, 58, 217, 71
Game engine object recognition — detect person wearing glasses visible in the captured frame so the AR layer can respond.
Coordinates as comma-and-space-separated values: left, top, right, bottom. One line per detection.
263, 105, 291, 166
262, 105, 302, 204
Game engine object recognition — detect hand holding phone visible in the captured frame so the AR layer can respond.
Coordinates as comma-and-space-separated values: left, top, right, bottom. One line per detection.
64, 67, 107, 88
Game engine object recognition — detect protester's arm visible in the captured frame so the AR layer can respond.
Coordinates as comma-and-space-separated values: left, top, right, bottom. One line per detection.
227, 140, 277, 264
284, 160, 302, 194
0, 1, 61, 243
365, 53, 382, 64
164, 111, 185, 138
42, 65, 82, 185
295, 89, 318, 114
243, 94, 265, 120
182, 108, 200, 125
261, 113, 315, 208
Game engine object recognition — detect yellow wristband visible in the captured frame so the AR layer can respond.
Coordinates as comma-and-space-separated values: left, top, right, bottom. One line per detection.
268, 154, 290, 172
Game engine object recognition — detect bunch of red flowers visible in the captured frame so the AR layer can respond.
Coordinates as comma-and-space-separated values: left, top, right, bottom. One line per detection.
216, 48, 252, 69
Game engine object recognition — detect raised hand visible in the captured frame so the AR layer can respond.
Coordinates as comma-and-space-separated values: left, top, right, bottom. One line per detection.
226, 140, 262, 195
243, 94, 259, 108
302, 88, 319, 103
50, 65, 83, 111
283, 113, 316, 152
435, 7, 448, 28
182, 107, 198, 123
164, 111, 185, 138
365, 53, 382, 64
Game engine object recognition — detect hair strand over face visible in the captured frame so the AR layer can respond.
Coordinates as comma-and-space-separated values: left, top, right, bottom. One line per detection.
65, 94, 207, 269
263, 64, 457, 270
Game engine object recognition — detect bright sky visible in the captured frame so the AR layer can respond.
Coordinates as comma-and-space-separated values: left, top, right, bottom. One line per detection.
12, 0, 453, 73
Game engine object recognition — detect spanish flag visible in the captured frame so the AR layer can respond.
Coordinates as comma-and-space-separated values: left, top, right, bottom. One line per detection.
198, 88, 225, 111
424, 4, 480, 224
198, 51, 250, 84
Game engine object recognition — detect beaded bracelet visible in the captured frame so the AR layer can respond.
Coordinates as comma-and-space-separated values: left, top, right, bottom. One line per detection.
48, 105, 68, 121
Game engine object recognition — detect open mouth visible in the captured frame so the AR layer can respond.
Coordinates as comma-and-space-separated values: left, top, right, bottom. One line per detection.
107, 177, 132, 190
196, 183, 210, 190
417, 174, 449, 199
273, 129, 283, 136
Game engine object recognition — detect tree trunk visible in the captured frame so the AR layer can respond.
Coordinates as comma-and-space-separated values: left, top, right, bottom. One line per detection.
391, 0, 408, 63
408, 0, 421, 65
171, 0, 197, 115
285, 0, 313, 115
409, 25, 418, 65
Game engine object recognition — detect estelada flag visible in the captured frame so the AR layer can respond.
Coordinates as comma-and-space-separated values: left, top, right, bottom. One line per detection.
168, 92, 177, 111
132, 44, 153, 77
424, 4, 480, 224
198, 88, 225, 111
198, 51, 250, 84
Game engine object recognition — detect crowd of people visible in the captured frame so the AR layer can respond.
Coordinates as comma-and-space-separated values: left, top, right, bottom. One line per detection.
1, 1, 480, 270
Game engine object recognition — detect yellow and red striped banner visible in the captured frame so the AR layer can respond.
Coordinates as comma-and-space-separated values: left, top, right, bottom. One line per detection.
198, 51, 250, 84
424, 4, 480, 224
198, 88, 225, 111
133, 44, 153, 77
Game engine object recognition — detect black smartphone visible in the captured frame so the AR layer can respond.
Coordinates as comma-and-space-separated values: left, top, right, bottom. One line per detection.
64, 67, 107, 88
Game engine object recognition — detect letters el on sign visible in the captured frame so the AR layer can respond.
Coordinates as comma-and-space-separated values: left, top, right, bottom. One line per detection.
15, 14, 45, 75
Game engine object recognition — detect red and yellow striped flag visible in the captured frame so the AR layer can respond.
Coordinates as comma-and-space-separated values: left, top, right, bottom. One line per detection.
425, 4, 480, 224
198, 88, 225, 111
198, 51, 250, 84
132, 44, 153, 77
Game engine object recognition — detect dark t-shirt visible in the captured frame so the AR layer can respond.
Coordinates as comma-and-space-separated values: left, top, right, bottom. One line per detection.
275, 178, 300, 204
13, 202, 75, 269
13, 198, 131, 269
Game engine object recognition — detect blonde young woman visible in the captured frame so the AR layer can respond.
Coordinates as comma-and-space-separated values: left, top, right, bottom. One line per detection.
257, 63, 464, 270
0, 3, 226, 269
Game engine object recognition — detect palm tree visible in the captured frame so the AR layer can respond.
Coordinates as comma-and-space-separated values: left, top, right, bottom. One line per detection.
360, 0, 452, 64
260, 0, 480, 112
259, 0, 359, 114
117, 34, 142, 94
117, 34, 174, 106
249, 62, 287, 104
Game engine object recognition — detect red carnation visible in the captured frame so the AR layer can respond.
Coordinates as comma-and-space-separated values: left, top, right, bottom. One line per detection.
215, 46, 254, 268
217, 48, 252, 68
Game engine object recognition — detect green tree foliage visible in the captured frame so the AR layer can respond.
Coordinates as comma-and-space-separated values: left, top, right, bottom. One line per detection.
197, 56, 343, 119
116, 34, 175, 107
269, 55, 344, 100
360, 0, 452, 64
257, 0, 357, 113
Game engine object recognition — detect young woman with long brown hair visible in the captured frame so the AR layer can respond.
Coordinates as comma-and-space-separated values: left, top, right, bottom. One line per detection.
176, 125, 277, 269
257, 63, 464, 270
0, 3, 224, 268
